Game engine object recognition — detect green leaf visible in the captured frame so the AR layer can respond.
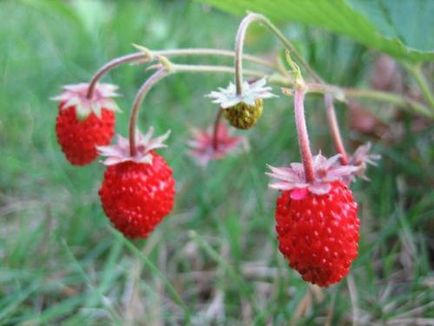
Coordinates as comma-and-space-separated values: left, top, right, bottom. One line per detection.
197, 0, 434, 63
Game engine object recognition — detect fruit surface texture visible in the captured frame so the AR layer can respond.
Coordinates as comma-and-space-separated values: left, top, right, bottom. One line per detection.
275, 181, 359, 287
56, 106, 115, 165
223, 99, 263, 129
99, 153, 175, 238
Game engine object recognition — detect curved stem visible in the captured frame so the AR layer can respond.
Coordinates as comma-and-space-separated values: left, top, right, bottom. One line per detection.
294, 86, 315, 182
234, 13, 323, 96
87, 53, 144, 99
128, 61, 271, 157
324, 94, 349, 164
128, 69, 169, 156
234, 15, 257, 94
212, 109, 223, 150
86, 48, 275, 99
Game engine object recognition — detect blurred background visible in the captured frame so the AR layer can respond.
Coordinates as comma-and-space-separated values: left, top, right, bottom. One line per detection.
1, 0, 433, 324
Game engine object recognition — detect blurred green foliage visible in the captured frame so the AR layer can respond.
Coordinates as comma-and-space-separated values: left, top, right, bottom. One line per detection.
198, 0, 434, 62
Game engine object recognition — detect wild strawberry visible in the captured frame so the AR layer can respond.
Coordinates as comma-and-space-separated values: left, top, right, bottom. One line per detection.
98, 128, 175, 238
52, 83, 120, 165
207, 78, 276, 129
268, 154, 360, 287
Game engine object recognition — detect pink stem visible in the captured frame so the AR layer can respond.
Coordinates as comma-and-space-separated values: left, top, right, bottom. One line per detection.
86, 53, 144, 99
324, 94, 349, 164
234, 15, 257, 95
128, 69, 169, 157
294, 87, 315, 182
212, 109, 223, 150
86, 49, 274, 100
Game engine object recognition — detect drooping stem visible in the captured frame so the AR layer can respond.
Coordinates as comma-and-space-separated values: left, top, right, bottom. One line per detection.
86, 48, 275, 99
87, 53, 145, 99
294, 86, 315, 182
128, 69, 169, 156
212, 109, 223, 150
128, 59, 276, 157
234, 13, 323, 96
324, 94, 349, 164
234, 14, 256, 94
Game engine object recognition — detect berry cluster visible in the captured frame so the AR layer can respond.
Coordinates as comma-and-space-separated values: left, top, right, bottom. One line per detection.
52, 13, 380, 287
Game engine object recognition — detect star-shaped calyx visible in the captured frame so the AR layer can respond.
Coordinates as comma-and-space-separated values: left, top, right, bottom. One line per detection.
346, 143, 381, 181
267, 153, 359, 200
97, 127, 170, 166
206, 78, 277, 129
52, 83, 120, 120
187, 123, 246, 167
207, 78, 276, 108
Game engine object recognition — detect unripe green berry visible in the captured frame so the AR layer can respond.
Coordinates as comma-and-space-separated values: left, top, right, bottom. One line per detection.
223, 99, 263, 130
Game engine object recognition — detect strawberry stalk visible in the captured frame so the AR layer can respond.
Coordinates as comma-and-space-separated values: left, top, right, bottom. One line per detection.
294, 86, 315, 182
234, 13, 254, 95
234, 12, 323, 97
128, 68, 169, 157
127, 55, 278, 157
86, 53, 145, 99
324, 94, 349, 164
86, 49, 275, 99
212, 109, 223, 150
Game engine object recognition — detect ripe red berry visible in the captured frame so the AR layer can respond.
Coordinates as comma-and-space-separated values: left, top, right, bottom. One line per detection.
268, 154, 361, 287
97, 128, 175, 238
56, 107, 115, 165
275, 180, 359, 287
52, 83, 119, 166
99, 153, 175, 238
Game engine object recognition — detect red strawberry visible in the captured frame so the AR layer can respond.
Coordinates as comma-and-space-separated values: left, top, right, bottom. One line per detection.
97, 128, 175, 238
268, 154, 360, 287
56, 108, 115, 165
52, 83, 120, 166
276, 180, 359, 287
